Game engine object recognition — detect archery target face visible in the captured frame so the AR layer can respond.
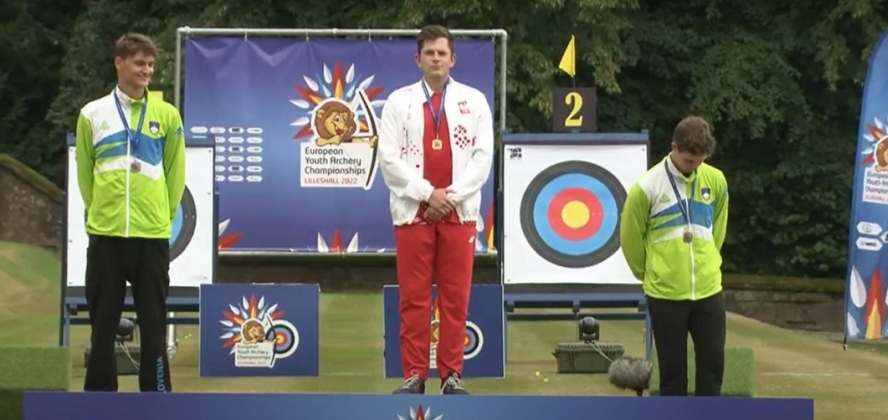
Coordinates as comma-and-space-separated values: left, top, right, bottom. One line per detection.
502, 143, 647, 285
463, 321, 483, 359
520, 160, 625, 268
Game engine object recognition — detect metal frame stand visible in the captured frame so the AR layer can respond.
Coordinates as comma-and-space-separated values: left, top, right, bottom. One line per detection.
167, 26, 511, 351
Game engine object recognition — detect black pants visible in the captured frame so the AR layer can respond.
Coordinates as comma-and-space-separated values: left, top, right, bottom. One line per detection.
83, 234, 172, 392
647, 291, 726, 396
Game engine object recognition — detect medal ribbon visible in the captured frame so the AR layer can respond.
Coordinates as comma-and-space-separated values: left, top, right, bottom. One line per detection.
665, 160, 695, 228
114, 88, 148, 150
421, 79, 448, 138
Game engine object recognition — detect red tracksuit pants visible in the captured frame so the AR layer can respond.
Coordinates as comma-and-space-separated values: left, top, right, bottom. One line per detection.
395, 222, 476, 381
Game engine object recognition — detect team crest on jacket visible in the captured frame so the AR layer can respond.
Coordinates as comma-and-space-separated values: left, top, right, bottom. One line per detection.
458, 100, 470, 114
701, 187, 711, 200
289, 61, 385, 191
149, 121, 160, 134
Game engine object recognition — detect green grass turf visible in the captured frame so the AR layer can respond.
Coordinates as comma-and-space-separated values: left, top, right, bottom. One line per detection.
0, 241, 71, 419
0, 347, 71, 419
2, 240, 888, 420
649, 347, 754, 396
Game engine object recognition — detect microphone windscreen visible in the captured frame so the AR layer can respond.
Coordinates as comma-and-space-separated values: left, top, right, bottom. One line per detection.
607, 357, 652, 392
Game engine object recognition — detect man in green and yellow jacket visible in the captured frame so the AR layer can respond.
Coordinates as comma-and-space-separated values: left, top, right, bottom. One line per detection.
619, 115, 729, 397
75, 33, 185, 393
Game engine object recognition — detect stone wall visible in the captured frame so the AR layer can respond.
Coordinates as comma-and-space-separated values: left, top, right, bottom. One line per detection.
0, 155, 63, 253
723, 289, 844, 332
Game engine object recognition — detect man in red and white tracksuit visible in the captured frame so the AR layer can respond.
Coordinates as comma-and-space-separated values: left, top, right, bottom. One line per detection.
377, 24, 494, 395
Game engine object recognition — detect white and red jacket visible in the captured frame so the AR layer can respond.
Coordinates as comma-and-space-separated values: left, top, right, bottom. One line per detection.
377, 77, 494, 226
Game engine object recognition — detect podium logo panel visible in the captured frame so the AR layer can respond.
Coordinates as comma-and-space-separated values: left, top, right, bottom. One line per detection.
199, 283, 320, 377
383, 284, 505, 378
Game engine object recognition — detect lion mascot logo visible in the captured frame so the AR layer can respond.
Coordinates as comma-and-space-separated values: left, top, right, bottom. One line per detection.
311, 99, 378, 147
875, 138, 888, 171
241, 319, 266, 344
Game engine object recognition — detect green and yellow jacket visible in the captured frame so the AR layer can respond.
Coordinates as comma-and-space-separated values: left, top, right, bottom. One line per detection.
619, 155, 729, 301
75, 87, 186, 239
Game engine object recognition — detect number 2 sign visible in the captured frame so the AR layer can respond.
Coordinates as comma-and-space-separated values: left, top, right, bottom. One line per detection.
552, 87, 597, 133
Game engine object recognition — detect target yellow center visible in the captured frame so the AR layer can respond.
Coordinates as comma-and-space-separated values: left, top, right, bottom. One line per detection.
561, 201, 589, 228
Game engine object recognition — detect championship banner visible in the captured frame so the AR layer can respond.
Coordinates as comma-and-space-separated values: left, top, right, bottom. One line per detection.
183, 37, 497, 253
198, 283, 320, 377
501, 137, 647, 284
23, 392, 815, 420
846, 28, 888, 341
64, 135, 215, 288
382, 284, 505, 378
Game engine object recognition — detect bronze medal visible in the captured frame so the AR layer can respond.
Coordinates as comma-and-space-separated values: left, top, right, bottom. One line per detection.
131, 161, 141, 172
431, 138, 443, 150
682, 230, 693, 243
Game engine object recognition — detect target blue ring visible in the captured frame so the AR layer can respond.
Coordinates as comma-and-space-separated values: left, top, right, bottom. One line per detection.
532, 173, 619, 256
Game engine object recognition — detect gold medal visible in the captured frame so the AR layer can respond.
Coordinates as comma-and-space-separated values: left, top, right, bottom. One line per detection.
431, 138, 443, 150
683, 230, 693, 243
130, 161, 141, 172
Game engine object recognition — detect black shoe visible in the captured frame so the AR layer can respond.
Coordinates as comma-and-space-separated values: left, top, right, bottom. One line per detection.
392, 374, 425, 394
440, 371, 469, 395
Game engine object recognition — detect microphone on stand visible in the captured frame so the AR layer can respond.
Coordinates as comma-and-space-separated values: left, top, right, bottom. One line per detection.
607, 356, 653, 396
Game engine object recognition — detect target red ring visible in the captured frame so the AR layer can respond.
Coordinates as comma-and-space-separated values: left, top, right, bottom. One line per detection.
547, 187, 604, 241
